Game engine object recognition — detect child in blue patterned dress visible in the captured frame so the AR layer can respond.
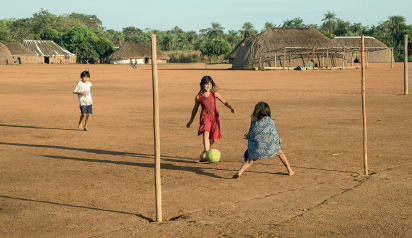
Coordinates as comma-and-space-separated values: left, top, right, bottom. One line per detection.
233, 102, 294, 179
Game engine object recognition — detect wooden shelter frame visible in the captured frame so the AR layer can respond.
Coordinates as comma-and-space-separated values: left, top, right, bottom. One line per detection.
259, 46, 394, 70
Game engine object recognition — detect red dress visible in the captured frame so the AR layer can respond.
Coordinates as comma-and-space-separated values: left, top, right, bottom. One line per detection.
197, 91, 222, 140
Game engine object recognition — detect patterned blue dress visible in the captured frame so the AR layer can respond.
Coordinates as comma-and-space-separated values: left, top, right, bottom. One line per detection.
244, 116, 281, 161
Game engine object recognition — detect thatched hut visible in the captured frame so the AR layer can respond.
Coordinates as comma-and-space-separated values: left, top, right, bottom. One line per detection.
107, 42, 170, 64
332, 36, 391, 63
228, 36, 251, 64
2, 41, 42, 64
0, 42, 13, 65
21, 40, 76, 64
232, 28, 342, 70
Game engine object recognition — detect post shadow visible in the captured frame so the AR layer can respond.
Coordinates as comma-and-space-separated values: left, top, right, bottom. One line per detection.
0, 194, 154, 222
0, 124, 77, 131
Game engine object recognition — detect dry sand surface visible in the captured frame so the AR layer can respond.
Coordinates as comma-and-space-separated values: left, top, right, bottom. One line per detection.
0, 63, 411, 237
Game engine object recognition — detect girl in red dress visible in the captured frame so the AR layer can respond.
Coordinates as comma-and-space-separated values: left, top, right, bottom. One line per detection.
187, 75, 236, 162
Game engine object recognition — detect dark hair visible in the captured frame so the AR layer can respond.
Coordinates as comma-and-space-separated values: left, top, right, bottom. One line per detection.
199, 75, 218, 93
80, 70, 90, 79
251, 102, 271, 121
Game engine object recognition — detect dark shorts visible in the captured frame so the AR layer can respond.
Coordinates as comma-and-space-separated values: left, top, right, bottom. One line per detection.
80, 105, 93, 114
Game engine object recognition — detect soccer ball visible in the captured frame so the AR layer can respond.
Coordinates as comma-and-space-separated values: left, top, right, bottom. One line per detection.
206, 149, 221, 163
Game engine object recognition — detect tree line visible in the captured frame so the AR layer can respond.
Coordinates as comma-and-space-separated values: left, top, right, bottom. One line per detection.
0, 9, 410, 62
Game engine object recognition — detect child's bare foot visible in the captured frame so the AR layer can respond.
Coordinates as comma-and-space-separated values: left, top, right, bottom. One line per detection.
232, 173, 240, 179
83, 127, 90, 131
199, 152, 207, 162
78, 122, 83, 130
288, 171, 295, 176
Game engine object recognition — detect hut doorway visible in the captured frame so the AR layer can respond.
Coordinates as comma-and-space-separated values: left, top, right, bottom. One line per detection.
354, 56, 359, 63
44, 57, 49, 64
144, 57, 149, 64
17, 58, 21, 64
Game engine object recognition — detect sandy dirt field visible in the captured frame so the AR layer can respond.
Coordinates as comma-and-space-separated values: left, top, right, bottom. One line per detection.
0, 62, 411, 237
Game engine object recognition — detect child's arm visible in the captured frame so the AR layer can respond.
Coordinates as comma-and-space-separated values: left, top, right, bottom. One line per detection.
214, 92, 236, 114
74, 91, 86, 96
186, 96, 200, 128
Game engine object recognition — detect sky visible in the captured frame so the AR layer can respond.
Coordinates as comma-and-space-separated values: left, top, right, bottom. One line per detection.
1, 0, 411, 33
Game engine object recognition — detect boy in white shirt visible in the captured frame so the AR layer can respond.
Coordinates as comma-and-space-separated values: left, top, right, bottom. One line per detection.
73, 71, 93, 131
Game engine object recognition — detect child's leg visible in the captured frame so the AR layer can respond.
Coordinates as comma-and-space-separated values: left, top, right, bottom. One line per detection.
277, 149, 295, 175
200, 131, 210, 161
233, 158, 254, 178
78, 114, 85, 129
83, 113, 91, 131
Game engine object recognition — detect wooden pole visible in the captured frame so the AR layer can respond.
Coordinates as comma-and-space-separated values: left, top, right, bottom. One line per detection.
283, 48, 286, 71
322, 49, 325, 69
361, 35, 368, 176
351, 52, 353, 67
327, 48, 329, 69
307, 53, 309, 67
288, 53, 291, 70
150, 34, 162, 222
366, 50, 369, 69
274, 53, 277, 67
404, 35, 409, 95
312, 48, 315, 70
342, 47, 345, 70
391, 48, 394, 69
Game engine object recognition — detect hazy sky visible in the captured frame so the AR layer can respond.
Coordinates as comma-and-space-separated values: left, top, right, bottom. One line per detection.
2, 0, 411, 32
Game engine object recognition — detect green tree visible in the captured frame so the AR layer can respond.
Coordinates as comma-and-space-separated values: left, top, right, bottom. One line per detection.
261, 21, 274, 32
58, 26, 97, 52
200, 38, 231, 62
36, 29, 61, 41
205, 22, 225, 39
239, 22, 258, 39
283, 17, 304, 28
0, 19, 13, 41
69, 13, 103, 30
226, 30, 242, 49
322, 11, 337, 33
334, 18, 351, 36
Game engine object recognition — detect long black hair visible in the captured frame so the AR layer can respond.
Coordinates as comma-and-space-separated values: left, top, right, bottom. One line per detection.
199, 75, 218, 93
251, 102, 271, 121
80, 70, 90, 79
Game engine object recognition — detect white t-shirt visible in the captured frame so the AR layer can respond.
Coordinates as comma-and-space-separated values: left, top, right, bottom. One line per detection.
73, 81, 93, 106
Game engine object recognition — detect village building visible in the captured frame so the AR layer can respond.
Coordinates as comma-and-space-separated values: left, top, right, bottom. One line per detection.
231, 28, 343, 70
2, 41, 41, 64
332, 36, 392, 63
107, 42, 170, 64
21, 40, 76, 64
0, 42, 13, 65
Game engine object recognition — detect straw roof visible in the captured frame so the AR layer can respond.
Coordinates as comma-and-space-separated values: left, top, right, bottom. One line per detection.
107, 42, 170, 60
2, 42, 38, 56
0, 42, 13, 65
228, 36, 252, 59
331, 36, 389, 48
21, 40, 76, 57
232, 28, 340, 70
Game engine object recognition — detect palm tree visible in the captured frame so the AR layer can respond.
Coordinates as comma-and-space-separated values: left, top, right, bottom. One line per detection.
386, 15, 406, 42
226, 29, 241, 48
240, 22, 257, 39
206, 22, 225, 39
187, 30, 197, 45
261, 21, 274, 32
322, 11, 337, 33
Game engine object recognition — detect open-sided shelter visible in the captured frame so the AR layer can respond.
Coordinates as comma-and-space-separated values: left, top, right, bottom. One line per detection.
0, 42, 13, 65
107, 42, 170, 64
332, 36, 392, 63
21, 40, 76, 64
232, 28, 343, 70
2, 42, 42, 64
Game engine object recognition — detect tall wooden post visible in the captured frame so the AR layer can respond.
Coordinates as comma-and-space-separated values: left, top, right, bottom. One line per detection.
361, 35, 368, 176
274, 53, 277, 67
322, 49, 325, 69
150, 34, 162, 222
307, 52, 309, 67
283, 48, 286, 71
312, 48, 315, 70
351, 52, 354, 67
391, 48, 394, 69
288, 53, 291, 70
404, 35, 409, 95
342, 47, 345, 70
327, 48, 329, 69
366, 50, 369, 69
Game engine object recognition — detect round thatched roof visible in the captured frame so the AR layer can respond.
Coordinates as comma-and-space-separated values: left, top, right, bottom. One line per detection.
107, 42, 170, 61
0, 42, 13, 65
2, 41, 38, 56
331, 36, 389, 48
232, 28, 339, 70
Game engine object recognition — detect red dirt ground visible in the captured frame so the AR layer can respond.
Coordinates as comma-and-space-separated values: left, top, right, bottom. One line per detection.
0, 63, 411, 237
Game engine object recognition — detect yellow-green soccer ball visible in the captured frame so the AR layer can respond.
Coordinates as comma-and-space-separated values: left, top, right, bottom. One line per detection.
206, 149, 221, 163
